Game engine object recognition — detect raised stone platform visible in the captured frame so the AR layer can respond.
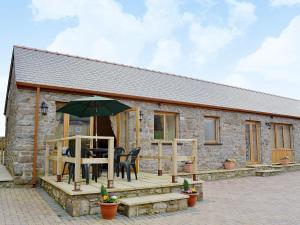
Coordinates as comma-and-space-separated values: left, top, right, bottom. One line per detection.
177, 163, 300, 181
177, 168, 256, 181
40, 173, 204, 217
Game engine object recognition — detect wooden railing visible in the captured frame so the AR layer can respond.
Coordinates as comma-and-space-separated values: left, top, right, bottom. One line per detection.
45, 135, 115, 190
140, 141, 172, 176
172, 139, 198, 183
140, 138, 198, 182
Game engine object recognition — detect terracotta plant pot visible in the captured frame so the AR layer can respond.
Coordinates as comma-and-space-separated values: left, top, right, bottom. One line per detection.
224, 161, 236, 170
184, 162, 193, 173
280, 158, 290, 165
185, 193, 198, 207
98, 202, 119, 220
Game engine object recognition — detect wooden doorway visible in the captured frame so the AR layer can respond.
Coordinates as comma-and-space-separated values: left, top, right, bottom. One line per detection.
245, 121, 261, 164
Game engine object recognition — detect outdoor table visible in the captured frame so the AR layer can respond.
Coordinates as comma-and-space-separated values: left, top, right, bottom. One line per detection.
89, 148, 108, 180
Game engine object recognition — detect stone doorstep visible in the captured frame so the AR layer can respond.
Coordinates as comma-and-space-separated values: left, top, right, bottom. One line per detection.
255, 169, 283, 177
118, 193, 189, 217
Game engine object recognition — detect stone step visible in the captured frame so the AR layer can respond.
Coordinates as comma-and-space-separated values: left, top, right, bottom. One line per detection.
177, 168, 256, 181
247, 164, 273, 170
118, 193, 189, 217
256, 169, 283, 177
0, 165, 14, 188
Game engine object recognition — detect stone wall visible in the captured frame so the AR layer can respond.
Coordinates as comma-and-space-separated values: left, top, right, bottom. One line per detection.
5, 87, 300, 184
4, 67, 18, 176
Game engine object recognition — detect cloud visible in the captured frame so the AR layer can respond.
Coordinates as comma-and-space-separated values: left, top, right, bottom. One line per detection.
223, 14, 300, 99
149, 39, 182, 73
223, 73, 250, 89
236, 15, 300, 82
189, 0, 256, 64
270, 0, 300, 6
30, 0, 256, 72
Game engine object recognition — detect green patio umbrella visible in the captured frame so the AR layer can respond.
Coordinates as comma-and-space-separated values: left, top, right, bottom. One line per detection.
57, 96, 130, 138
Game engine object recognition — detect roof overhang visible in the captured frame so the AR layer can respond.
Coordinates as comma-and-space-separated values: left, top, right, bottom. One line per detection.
15, 81, 300, 120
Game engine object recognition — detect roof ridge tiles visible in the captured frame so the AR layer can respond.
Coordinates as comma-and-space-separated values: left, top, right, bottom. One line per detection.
13, 45, 300, 103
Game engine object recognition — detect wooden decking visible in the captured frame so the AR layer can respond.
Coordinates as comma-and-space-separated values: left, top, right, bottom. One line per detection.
40, 172, 203, 196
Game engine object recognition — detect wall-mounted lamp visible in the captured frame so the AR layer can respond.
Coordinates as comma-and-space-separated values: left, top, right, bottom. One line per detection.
265, 122, 272, 129
40, 101, 48, 116
139, 110, 144, 122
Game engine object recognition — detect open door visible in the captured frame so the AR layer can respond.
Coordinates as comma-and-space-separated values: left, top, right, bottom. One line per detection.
94, 116, 117, 148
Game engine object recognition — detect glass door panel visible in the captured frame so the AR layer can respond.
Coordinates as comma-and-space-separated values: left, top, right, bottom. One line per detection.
245, 122, 261, 164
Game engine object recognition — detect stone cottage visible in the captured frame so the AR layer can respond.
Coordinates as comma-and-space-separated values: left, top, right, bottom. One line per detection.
4, 45, 300, 185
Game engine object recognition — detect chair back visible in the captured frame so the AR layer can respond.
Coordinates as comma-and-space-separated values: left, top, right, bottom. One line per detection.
67, 147, 90, 158
114, 147, 125, 162
127, 147, 141, 164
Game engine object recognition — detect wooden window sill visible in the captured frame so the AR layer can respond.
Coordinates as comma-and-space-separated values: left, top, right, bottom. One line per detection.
151, 141, 183, 146
204, 142, 223, 146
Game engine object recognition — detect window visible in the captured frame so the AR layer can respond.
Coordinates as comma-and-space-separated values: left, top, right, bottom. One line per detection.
204, 117, 220, 143
55, 102, 92, 147
274, 124, 292, 149
154, 112, 178, 140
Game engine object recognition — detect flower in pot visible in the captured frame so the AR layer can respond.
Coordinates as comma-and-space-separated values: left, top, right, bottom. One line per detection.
280, 156, 290, 165
182, 179, 198, 207
224, 159, 236, 170
97, 185, 119, 220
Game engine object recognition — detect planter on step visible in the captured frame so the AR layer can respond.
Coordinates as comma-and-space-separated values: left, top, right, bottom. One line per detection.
184, 161, 193, 173
98, 184, 119, 220
185, 193, 198, 207
182, 179, 198, 207
224, 159, 236, 170
280, 157, 290, 165
98, 202, 119, 220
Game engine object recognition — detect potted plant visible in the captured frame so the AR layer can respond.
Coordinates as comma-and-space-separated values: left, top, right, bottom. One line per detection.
97, 185, 119, 220
280, 156, 290, 165
184, 161, 193, 173
182, 179, 198, 207
224, 159, 236, 170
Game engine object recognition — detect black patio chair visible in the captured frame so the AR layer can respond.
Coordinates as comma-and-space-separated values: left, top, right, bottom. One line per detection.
68, 147, 91, 184
114, 147, 125, 177
120, 147, 141, 182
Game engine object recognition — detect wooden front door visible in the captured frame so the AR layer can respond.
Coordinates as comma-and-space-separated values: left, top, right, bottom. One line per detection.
245, 121, 261, 164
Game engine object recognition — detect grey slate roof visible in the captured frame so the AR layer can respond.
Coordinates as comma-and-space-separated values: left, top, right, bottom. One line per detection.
12, 45, 300, 118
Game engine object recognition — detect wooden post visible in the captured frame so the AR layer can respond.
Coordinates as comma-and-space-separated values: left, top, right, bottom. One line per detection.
74, 136, 81, 191
136, 107, 141, 172
32, 87, 40, 187
63, 114, 70, 147
56, 141, 63, 182
116, 114, 121, 147
125, 111, 128, 152
45, 143, 49, 177
107, 138, 115, 188
172, 139, 178, 183
192, 139, 198, 181
158, 142, 163, 176
89, 117, 94, 148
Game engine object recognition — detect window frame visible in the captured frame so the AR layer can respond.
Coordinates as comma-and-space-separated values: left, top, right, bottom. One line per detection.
204, 116, 220, 144
154, 111, 179, 141
55, 101, 94, 147
274, 123, 293, 150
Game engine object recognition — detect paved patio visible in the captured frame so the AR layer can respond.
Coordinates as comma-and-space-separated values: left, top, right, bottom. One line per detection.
1, 171, 300, 225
